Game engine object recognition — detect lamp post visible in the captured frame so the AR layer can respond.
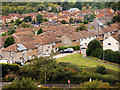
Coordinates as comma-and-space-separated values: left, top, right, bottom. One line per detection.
41, 65, 46, 86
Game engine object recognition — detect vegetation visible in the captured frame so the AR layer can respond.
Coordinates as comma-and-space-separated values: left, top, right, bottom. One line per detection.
76, 24, 87, 32
1, 63, 19, 78
56, 54, 119, 71
4, 36, 15, 48
2, 2, 119, 16
36, 14, 43, 24
96, 65, 107, 75
7, 26, 16, 35
58, 45, 80, 51
3, 77, 37, 89
37, 28, 43, 35
23, 16, 32, 22
86, 39, 120, 64
80, 80, 110, 88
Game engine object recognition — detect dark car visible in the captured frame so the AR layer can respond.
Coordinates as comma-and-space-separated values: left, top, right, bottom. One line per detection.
15, 61, 24, 66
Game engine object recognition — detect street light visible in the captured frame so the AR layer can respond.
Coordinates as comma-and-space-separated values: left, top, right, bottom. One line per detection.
41, 65, 46, 86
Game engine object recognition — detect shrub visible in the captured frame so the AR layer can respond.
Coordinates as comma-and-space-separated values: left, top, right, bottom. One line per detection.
3, 77, 37, 89
96, 65, 107, 75
80, 80, 110, 89
1, 63, 20, 77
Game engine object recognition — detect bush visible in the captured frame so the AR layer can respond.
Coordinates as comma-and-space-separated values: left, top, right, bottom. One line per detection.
80, 80, 110, 89
96, 65, 107, 75
3, 77, 37, 89
1, 63, 20, 77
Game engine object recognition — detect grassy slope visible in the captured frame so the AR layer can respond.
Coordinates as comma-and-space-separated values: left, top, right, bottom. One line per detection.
56, 54, 119, 71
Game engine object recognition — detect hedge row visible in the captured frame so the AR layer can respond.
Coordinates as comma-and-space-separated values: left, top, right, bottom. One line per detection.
88, 48, 120, 64
58, 45, 80, 51
1, 63, 20, 77
86, 39, 120, 64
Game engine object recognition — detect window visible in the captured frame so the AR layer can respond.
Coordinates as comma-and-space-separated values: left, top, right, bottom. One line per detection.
108, 43, 111, 45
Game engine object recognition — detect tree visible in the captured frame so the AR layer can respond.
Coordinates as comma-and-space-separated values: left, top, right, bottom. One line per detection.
69, 18, 74, 24
36, 14, 43, 24
86, 39, 102, 56
1, 33, 6, 36
76, 24, 87, 32
84, 14, 89, 24
20, 22, 28, 28
111, 2, 120, 11
23, 16, 32, 22
37, 28, 43, 35
3, 77, 37, 88
7, 26, 16, 35
4, 36, 15, 48
15, 19, 21, 26
86, 4, 90, 9
89, 14, 95, 22
111, 14, 120, 23
74, 1, 82, 10
31, 19, 36, 24
61, 20, 66, 24
10, 20, 14, 23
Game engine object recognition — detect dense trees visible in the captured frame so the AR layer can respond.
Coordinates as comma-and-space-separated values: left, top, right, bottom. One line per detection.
4, 36, 15, 48
2, 2, 119, 16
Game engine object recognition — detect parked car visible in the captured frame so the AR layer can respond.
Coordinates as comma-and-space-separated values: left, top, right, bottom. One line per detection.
80, 45, 87, 49
15, 61, 24, 66
60, 48, 74, 53
42, 53, 50, 57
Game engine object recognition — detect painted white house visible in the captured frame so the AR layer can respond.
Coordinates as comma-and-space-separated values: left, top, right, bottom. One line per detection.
103, 35, 120, 51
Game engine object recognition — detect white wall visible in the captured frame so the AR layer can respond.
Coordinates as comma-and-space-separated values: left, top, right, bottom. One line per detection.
103, 37, 119, 51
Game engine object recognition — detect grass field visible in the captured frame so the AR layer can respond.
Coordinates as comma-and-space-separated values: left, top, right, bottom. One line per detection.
56, 54, 120, 72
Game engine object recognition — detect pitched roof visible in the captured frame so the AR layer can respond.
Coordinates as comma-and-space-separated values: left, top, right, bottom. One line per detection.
113, 34, 120, 42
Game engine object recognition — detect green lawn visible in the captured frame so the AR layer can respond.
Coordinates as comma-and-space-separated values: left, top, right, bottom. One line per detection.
56, 54, 120, 72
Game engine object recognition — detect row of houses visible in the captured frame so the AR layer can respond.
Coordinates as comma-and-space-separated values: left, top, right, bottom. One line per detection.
1, 8, 119, 24
0, 22, 120, 63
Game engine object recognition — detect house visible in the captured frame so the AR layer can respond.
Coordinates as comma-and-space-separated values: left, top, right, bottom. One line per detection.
58, 15, 70, 22
1, 42, 38, 63
68, 8, 80, 13
59, 32, 83, 47
103, 34, 120, 51
31, 33, 62, 56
